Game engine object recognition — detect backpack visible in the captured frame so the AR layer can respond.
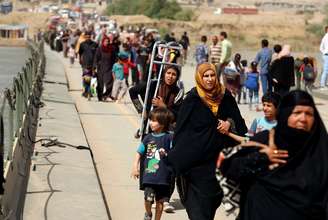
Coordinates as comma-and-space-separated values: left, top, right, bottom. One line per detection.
303, 64, 315, 81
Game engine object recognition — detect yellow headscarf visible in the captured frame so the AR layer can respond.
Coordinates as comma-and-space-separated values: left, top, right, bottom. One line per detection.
195, 63, 225, 115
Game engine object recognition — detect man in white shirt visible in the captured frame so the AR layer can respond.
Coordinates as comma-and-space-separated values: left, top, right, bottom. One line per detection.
319, 26, 328, 89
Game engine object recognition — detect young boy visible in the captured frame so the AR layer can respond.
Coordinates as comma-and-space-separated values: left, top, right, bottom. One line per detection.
218, 92, 281, 167
248, 92, 281, 136
131, 107, 174, 220
111, 52, 129, 102
82, 66, 93, 101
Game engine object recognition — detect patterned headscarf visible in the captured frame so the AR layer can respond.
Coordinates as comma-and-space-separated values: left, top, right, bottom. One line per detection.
195, 63, 225, 115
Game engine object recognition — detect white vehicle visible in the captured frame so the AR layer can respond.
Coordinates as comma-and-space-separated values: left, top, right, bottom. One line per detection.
58, 8, 70, 18
49, 4, 59, 13
213, 8, 222, 15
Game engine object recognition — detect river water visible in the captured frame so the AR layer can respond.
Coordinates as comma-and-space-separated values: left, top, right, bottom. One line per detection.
0, 47, 29, 160
0, 47, 30, 90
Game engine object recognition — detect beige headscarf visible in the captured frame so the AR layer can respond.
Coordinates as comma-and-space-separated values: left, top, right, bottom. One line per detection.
195, 63, 225, 115
278, 44, 291, 58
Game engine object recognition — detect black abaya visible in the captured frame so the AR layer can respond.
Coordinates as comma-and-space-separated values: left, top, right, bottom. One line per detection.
168, 88, 247, 220
221, 90, 328, 220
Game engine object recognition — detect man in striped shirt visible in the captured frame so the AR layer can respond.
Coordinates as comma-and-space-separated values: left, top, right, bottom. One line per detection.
209, 35, 222, 77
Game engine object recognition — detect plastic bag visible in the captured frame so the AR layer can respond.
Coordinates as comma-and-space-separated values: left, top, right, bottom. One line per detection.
91, 77, 97, 97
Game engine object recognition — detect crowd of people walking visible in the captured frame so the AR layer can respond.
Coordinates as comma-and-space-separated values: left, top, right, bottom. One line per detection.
44, 21, 327, 220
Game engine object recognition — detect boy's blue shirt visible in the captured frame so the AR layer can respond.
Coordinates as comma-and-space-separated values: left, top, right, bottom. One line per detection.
112, 63, 124, 80
248, 116, 277, 136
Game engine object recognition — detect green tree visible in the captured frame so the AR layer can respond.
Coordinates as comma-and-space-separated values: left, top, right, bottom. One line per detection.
106, 0, 193, 21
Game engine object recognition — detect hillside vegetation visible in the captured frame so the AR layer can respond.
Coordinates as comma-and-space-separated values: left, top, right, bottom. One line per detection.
106, 0, 194, 21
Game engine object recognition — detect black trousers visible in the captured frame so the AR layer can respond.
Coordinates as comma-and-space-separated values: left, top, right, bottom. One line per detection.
129, 81, 146, 101
185, 182, 223, 220
274, 84, 290, 97
97, 72, 113, 100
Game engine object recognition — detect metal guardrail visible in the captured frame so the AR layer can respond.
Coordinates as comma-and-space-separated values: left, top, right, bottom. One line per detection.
0, 40, 46, 219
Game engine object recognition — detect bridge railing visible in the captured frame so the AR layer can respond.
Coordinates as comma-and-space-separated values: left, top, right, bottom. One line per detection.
0, 40, 46, 219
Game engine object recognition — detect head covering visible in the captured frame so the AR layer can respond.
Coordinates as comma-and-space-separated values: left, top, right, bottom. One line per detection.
195, 63, 225, 115
101, 35, 111, 53
258, 90, 328, 218
158, 65, 181, 109
278, 44, 291, 58
275, 90, 316, 156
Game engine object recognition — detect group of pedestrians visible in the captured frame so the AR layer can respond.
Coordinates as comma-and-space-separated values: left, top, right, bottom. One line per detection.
46, 24, 328, 220
131, 59, 328, 220
195, 33, 320, 111
128, 31, 327, 220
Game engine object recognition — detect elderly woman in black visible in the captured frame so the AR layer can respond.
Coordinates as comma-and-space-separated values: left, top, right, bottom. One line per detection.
220, 90, 328, 220
167, 63, 247, 220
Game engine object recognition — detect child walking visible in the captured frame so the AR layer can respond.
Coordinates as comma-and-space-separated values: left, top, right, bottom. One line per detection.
68, 44, 75, 67
245, 61, 259, 110
111, 52, 129, 102
237, 59, 248, 104
82, 66, 93, 101
131, 107, 174, 220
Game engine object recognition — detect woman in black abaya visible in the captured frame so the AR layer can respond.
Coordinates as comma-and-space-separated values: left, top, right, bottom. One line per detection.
167, 63, 247, 220
221, 90, 328, 220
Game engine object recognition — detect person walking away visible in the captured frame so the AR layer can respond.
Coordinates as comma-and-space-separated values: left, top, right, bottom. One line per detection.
68, 44, 75, 68
255, 39, 272, 94
131, 107, 175, 220
111, 52, 129, 103
269, 44, 282, 92
167, 63, 247, 220
270, 45, 295, 97
299, 57, 316, 93
237, 59, 248, 104
93, 36, 117, 101
218, 31, 232, 81
61, 30, 70, 58
245, 61, 260, 110
195, 35, 208, 66
319, 25, 328, 90
248, 92, 281, 136
179, 32, 190, 65
209, 35, 222, 78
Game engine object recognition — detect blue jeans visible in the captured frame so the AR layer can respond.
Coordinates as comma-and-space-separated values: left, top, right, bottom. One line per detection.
260, 74, 268, 94
248, 88, 259, 104
320, 55, 328, 87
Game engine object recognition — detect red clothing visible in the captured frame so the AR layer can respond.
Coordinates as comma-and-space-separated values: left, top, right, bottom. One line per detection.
123, 60, 136, 76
